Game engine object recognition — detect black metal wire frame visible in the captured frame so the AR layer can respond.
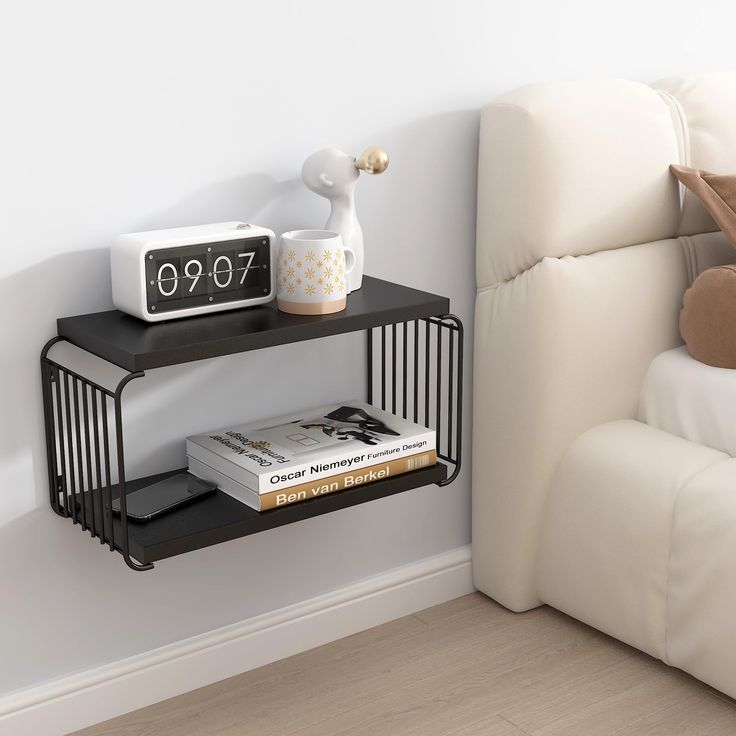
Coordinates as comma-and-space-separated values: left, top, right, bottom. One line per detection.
366, 315, 464, 486
40, 314, 463, 570
40, 337, 150, 571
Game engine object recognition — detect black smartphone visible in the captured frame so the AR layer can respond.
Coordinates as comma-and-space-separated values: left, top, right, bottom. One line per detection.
111, 474, 216, 521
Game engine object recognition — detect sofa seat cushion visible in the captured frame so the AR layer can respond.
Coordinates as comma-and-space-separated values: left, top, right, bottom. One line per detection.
668, 459, 736, 698
639, 345, 736, 454
537, 419, 727, 661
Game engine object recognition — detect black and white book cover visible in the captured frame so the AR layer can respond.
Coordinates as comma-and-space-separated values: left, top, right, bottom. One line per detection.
186, 401, 435, 493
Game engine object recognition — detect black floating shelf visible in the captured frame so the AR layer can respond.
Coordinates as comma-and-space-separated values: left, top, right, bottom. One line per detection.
42, 276, 464, 570
79, 464, 448, 564
57, 276, 449, 371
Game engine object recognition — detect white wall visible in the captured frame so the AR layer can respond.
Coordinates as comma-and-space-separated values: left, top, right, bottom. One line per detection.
1, 0, 734, 696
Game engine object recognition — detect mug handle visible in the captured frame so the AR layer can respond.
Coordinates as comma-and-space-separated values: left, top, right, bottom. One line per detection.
343, 245, 356, 275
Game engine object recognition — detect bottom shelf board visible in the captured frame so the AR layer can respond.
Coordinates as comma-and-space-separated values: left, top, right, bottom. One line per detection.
75, 462, 448, 564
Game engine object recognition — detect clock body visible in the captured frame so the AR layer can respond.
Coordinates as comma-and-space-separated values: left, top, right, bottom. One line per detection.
111, 222, 276, 322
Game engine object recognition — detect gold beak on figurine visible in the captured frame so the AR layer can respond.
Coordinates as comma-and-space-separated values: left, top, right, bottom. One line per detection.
355, 146, 389, 175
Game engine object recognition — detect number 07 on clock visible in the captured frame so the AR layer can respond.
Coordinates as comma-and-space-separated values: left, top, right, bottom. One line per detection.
110, 222, 276, 322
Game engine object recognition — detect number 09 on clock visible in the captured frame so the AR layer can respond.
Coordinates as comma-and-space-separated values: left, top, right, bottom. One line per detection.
110, 222, 276, 322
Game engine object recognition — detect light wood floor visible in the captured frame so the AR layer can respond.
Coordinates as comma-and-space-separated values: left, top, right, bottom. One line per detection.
72, 593, 736, 736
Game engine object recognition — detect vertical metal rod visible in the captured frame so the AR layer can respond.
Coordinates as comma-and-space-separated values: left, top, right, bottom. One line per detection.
436, 323, 443, 445
114, 394, 131, 561
413, 321, 419, 423
73, 378, 87, 531
402, 322, 408, 418
91, 388, 105, 545
41, 337, 66, 516
434, 314, 464, 487
101, 396, 114, 551
63, 371, 78, 524
381, 326, 386, 411
391, 324, 397, 415
424, 320, 430, 427
82, 382, 95, 538
448, 328, 455, 460
114, 371, 151, 571
40, 360, 59, 511
53, 367, 69, 514
366, 329, 373, 404
455, 320, 464, 472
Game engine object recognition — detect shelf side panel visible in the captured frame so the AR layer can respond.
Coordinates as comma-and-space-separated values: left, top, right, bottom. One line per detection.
366, 316, 463, 485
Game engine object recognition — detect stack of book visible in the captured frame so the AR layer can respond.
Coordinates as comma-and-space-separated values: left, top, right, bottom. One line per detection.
186, 401, 436, 511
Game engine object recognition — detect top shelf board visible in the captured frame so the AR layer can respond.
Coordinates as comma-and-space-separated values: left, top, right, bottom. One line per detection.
56, 276, 450, 372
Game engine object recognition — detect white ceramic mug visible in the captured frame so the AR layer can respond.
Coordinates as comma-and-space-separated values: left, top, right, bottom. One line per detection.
276, 230, 355, 315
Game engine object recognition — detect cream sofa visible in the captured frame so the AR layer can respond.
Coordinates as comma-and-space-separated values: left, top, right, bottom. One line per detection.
473, 72, 736, 698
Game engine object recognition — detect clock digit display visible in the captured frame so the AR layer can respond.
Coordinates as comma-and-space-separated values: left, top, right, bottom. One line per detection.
153, 257, 181, 301
213, 254, 234, 290
157, 262, 179, 297
157, 263, 179, 296
182, 255, 208, 297
145, 237, 270, 314
238, 251, 256, 284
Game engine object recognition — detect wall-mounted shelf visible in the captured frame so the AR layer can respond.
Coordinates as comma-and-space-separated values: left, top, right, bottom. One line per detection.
78, 464, 448, 564
41, 276, 464, 570
57, 276, 449, 371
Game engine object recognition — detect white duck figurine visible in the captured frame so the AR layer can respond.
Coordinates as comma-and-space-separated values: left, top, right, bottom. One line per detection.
301, 146, 389, 292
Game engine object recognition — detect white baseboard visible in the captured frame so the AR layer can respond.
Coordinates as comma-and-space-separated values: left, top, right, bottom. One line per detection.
0, 545, 472, 736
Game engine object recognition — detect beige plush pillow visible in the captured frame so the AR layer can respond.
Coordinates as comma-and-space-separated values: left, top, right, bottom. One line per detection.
671, 164, 736, 247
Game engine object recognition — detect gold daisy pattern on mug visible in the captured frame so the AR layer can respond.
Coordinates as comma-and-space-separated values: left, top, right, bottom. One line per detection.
305, 250, 315, 262
322, 248, 332, 262
296, 260, 302, 268
325, 265, 334, 278
287, 249, 296, 262
317, 277, 324, 285
305, 267, 315, 280
324, 281, 334, 295
316, 260, 323, 269
305, 283, 316, 296
286, 282, 295, 295
296, 277, 302, 286
287, 267, 295, 278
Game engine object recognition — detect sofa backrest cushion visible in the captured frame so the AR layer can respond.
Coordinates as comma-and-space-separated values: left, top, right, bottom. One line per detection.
477, 79, 682, 287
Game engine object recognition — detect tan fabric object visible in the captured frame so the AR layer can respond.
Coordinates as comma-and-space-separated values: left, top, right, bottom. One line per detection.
680, 265, 736, 368
671, 165, 736, 247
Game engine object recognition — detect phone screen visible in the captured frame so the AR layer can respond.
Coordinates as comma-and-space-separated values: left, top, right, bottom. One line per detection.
112, 474, 215, 520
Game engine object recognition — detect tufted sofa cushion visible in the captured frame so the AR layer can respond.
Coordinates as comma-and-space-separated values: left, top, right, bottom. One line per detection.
476, 79, 681, 287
